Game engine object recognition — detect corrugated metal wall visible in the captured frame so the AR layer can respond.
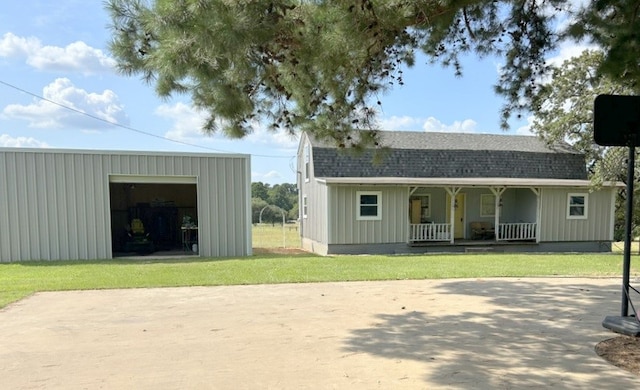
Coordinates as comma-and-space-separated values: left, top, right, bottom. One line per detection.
0, 149, 251, 262
539, 187, 615, 242
327, 186, 408, 244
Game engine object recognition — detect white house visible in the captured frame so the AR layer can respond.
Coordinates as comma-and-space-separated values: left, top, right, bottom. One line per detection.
297, 131, 620, 255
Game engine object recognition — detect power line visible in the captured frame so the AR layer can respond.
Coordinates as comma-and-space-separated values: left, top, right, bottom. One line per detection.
0, 79, 294, 159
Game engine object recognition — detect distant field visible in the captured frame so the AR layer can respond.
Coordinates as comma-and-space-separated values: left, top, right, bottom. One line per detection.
612, 241, 640, 254
252, 223, 301, 249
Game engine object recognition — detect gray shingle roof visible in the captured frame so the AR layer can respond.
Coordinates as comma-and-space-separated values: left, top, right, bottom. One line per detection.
308, 131, 587, 180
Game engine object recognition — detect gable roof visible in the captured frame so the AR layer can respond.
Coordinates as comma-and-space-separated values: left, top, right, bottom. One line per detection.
307, 131, 588, 181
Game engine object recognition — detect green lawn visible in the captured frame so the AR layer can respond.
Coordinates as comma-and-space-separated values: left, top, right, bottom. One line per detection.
1, 252, 638, 309
252, 223, 301, 248
1, 224, 637, 309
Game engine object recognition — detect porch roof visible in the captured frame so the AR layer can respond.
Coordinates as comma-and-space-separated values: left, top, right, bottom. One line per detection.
315, 176, 624, 188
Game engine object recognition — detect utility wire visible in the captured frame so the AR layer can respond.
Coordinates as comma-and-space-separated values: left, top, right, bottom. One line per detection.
0, 79, 294, 159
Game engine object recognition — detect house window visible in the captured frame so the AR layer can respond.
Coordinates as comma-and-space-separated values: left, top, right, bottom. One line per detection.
302, 195, 308, 218
480, 194, 496, 217
304, 144, 310, 182
357, 191, 381, 220
567, 193, 588, 219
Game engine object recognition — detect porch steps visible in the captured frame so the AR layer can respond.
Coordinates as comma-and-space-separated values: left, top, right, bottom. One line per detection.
465, 247, 497, 253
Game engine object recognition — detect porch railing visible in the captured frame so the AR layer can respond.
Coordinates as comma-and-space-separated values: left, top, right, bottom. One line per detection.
410, 223, 451, 242
497, 223, 537, 241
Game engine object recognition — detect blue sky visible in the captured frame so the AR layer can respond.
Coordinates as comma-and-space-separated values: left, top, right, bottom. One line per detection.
0, 1, 587, 185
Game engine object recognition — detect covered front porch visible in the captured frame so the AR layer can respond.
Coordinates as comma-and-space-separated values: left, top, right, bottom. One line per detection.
408, 185, 540, 244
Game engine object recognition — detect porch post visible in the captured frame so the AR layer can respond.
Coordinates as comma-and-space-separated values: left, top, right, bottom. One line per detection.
530, 188, 541, 243
445, 187, 461, 244
490, 187, 506, 240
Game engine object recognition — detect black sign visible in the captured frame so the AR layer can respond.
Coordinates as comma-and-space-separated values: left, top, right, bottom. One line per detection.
594, 94, 640, 146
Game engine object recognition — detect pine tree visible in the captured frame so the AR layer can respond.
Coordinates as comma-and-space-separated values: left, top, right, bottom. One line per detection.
106, 1, 640, 147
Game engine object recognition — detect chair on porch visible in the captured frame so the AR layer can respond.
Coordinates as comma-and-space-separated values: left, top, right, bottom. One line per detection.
470, 222, 494, 240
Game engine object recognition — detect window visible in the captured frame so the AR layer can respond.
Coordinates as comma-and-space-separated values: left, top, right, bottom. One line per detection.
357, 191, 381, 220
480, 194, 496, 217
302, 195, 308, 218
304, 144, 310, 182
567, 193, 588, 219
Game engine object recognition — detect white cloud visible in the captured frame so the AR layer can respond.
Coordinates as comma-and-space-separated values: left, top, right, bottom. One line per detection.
377, 115, 479, 133
246, 125, 299, 151
252, 170, 285, 182
0, 134, 49, 147
2, 78, 129, 130
157, 102, 299, 152
422, 116, 478, 133
0, 32, 115, 74
515, 116, 535, 136
546, 42, 599, 69
0, 33, 40, 57
156, 102, 210, 140
376, 115, 424, 131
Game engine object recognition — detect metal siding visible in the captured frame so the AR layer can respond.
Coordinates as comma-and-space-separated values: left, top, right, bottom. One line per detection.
214, 157, 224, 256
329, 186, 407, 244
0, 149, 250, 262
540, 188, 614, 242
13, 152, 27, 259
0, 153, 9, 261
298, 133, 329, 245
0, 153, 16, 261
198, 158, 213, 257
314, 182, 328, 244
36, 154, 50, 259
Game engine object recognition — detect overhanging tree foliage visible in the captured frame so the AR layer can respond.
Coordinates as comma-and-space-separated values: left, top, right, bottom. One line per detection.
530, 49, 640, 240
106, 1, 640, 147
531, 50, 638, 184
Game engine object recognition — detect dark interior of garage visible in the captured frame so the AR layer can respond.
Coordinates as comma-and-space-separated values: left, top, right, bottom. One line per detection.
109, 183, 198, 256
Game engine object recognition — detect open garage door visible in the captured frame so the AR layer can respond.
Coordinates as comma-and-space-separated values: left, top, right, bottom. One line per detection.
109, 175, 198, 257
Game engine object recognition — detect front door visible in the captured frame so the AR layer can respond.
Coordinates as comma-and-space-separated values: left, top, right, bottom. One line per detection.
447, 193, 466, 239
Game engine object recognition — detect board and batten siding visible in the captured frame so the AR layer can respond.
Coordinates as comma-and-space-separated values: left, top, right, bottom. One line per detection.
0, 149, 251, 262
538, 187, 615, 242
297, 133, 328, 245
327, 186, 408, 245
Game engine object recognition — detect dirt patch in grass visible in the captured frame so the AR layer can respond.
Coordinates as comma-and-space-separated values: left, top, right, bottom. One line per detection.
596, 336, 640, 376
252, 247, 309, 255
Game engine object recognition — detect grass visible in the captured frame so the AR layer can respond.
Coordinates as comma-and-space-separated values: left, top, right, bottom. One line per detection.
1, 252, 638, 309
252, 223, 301, 248
1, 223, 638, 309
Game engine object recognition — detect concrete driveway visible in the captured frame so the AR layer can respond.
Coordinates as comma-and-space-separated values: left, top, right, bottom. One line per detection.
1, 277, 639, 389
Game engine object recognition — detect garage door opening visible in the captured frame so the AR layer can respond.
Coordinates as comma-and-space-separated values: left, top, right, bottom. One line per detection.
109, 178, 198, 257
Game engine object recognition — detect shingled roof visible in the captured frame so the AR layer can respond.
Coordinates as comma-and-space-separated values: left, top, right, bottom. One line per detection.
308, 131, 588, 180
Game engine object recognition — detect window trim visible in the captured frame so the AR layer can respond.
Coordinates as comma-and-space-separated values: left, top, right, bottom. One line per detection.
304, 144, 310, 182
357, 191, 382, 221
302, 195, 308, 219
480, 194, 496, 217
567, 193, 588, 219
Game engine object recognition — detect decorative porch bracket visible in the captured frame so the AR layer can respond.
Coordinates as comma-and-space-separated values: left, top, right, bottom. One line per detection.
490, 187, 506, 240
444, 187, 462, 243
